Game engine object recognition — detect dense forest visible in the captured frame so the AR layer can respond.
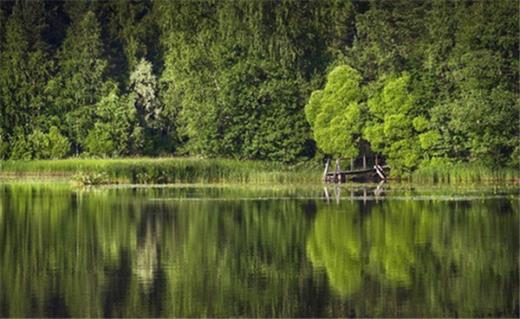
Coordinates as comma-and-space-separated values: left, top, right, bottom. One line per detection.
0, 0, 518, 173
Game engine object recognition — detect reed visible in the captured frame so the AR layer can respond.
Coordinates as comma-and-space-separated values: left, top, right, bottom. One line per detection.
410, 162, 518, 184
0, 157, 321, 185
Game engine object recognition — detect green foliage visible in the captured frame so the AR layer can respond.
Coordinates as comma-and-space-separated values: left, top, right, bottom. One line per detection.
418, 130, 441, 151
129, 58, 160, 128
47, 126, 70, 159
85, 123, 116, 157
85, 88, 140, 157
0, 0, 517, 173
0, 1, 50, 144
305, 65, 364, 158
412, 116, 428, 132
72, 171, 110, 186
47, 10, 108, 152
9, 126, 69, 160
364, 73, 423, 173
9, 129, 31, 160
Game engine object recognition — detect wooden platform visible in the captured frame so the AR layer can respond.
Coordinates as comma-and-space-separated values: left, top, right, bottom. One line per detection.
324, 165, 389, 183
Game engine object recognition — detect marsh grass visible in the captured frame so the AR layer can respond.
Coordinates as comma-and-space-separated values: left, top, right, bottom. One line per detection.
1, 158, 516, 186
411, 163, 518, 184
0, 157, 320, 185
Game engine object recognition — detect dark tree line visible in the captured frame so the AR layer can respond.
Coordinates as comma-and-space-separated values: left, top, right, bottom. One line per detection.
0, 0, 517, 170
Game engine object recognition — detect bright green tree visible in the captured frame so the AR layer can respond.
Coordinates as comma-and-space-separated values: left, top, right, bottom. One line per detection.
85, 87, 139, 157
305, 65, 364, 159
363, 73, 424, 173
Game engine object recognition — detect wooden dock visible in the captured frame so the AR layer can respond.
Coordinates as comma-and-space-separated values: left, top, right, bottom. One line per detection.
323, 157, 389, 183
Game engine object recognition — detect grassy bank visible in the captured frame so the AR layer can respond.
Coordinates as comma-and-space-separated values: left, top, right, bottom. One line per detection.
410, 163, 518, 184
0, 157, 321, 185
1, 158, 516, 186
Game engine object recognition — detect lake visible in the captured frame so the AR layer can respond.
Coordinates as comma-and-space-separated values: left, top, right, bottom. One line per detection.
0, 183, 518, 317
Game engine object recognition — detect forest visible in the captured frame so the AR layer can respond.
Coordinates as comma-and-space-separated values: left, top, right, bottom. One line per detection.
0, 0, 518, 174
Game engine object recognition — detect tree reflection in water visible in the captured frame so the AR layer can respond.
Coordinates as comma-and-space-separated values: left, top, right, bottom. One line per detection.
0, 183, 517, 317
307, 192, 518, 317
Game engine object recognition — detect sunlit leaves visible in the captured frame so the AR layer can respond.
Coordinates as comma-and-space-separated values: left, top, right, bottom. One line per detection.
305, 65, 364, 158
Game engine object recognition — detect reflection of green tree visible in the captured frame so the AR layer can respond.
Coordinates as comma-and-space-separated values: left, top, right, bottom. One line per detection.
428, 200, 519, 317
366, 205, 416, 286
0, 184, 517, 317
0, 184, 317, 317
306, 198, 519, 317
306, 204, 362, 297
160, 199, 314, 317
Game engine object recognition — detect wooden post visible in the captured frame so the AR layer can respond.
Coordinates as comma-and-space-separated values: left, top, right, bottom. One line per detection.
375, 154, 379, 166
323, 187, 330, 203
363, 154, 366, 169
374, 180, 385, 197
350, 157, 354, 171
322, 158, 330, 182
334, 185, 341, 204
334, 159, 340, 183
375, 164, 386, 180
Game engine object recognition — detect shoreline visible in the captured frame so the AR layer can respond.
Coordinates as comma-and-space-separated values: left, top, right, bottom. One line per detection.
0, 157, 517, 186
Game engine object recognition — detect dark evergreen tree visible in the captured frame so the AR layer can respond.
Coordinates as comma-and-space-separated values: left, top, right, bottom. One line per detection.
0, 0, 52, 159
46, 10, 108, 154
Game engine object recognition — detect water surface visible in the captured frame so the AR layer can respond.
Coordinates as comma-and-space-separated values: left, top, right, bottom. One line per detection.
0, 183, 518, 317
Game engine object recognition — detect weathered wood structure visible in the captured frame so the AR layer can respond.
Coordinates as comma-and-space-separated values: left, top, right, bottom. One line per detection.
322, 156, 389, 183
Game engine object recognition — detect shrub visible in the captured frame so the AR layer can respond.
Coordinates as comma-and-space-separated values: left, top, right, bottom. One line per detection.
85, 123, 116, 156
47, 126, 70, 159
9, 126, 70, 160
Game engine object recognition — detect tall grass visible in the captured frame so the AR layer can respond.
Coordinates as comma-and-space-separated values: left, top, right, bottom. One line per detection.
0, 157, 321, 185
411, 162, 518, 184
1, 157, 516, 185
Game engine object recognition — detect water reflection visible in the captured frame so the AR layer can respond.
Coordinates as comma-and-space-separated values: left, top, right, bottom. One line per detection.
0, 183, 517, 317
324, 182, 387, 204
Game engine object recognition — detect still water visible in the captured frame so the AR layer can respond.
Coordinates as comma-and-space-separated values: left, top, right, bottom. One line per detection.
0, 183, 518, 317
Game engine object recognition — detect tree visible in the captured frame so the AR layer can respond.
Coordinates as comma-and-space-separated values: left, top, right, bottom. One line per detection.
305, 65, 364, 159
9, 126, 69, 160
85, 87, 139, 157
127, 58, 163, 154
0, 0, 50, 156
364, 73, 423, 173
0, 0, 517, 170
129, 58, 161, 127
47, 10, 108, 154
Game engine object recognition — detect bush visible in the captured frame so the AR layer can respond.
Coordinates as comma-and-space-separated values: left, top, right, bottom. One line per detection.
47, 126, 70, 159
10, 132, 32, 160
85, 123, 116, 156
72, 171, 110, 186
8, 126, 70, 160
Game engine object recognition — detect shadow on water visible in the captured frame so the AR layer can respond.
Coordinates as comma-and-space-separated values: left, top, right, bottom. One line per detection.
0, 183, 517, 317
